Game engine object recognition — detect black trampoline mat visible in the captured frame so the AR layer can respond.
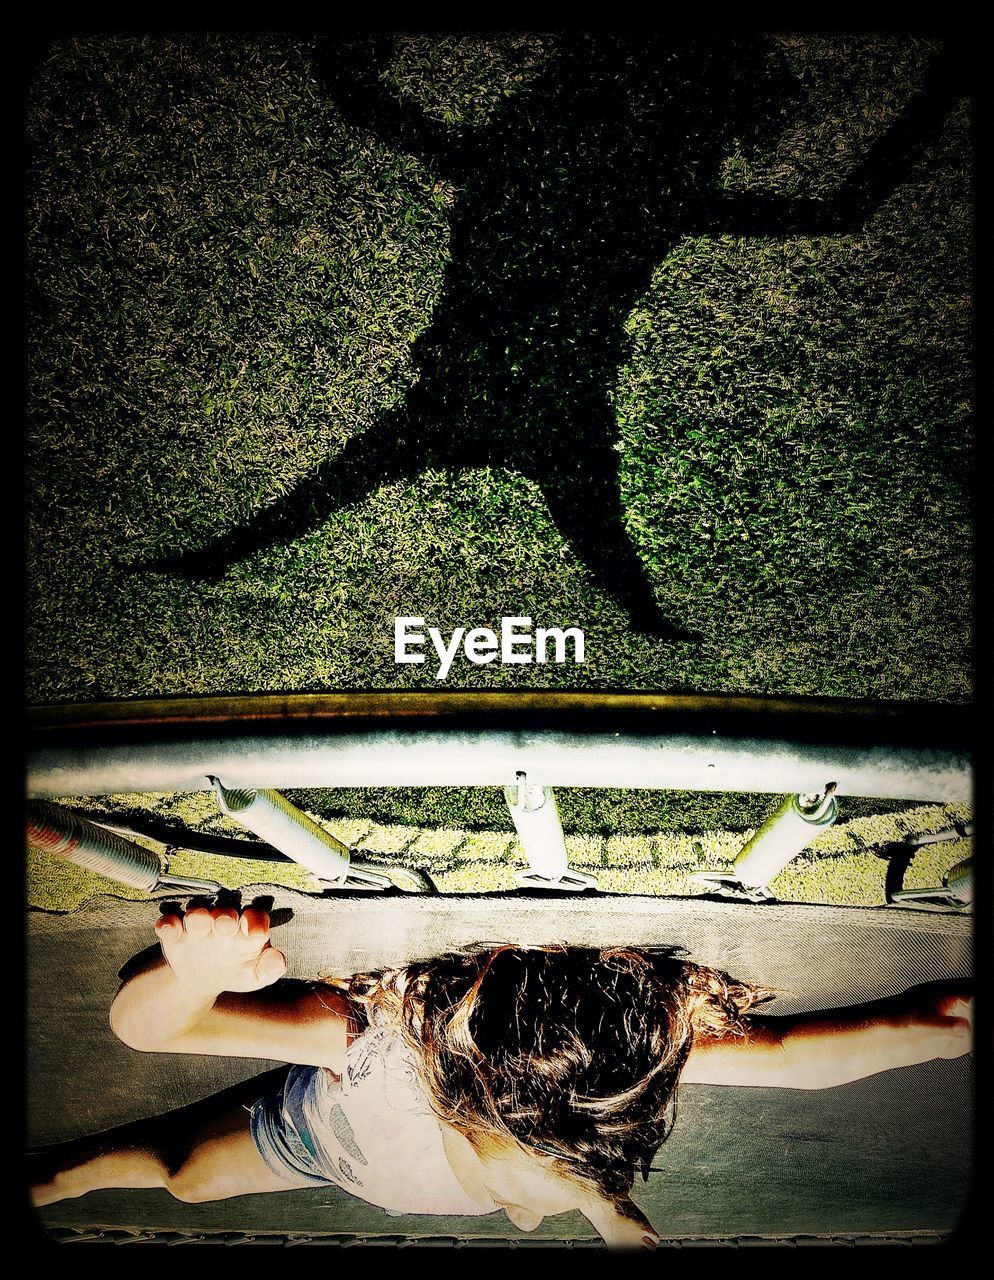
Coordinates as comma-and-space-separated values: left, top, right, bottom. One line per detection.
28, 889, 973, 1241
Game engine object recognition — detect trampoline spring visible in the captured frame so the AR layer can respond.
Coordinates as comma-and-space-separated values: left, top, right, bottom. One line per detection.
734, 786, 838, 890
212, 780, 390, 890
504, 772, 599, 891
891, 857, 973, 910
944, 858, 973, 902
27, 800, 163, 892
908, 821, 974, 847
505, 773, 568, 880
692, 785, 838, 899
157, 872, 229, 893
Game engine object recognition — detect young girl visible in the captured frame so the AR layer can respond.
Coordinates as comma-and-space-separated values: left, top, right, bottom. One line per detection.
31, 901, 973, 1250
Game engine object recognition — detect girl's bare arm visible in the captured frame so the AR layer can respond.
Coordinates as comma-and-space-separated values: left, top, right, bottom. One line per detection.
682, 982, 972, 1089
109, 904, 356, 1070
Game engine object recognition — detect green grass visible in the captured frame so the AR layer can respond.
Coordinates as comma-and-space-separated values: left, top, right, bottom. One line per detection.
25, 34, 972, 704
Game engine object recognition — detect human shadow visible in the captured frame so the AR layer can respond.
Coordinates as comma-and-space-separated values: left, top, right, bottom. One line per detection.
147, 35, 968, 638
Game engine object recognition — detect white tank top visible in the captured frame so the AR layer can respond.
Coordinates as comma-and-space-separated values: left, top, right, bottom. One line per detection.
299, 1021, 487, 1216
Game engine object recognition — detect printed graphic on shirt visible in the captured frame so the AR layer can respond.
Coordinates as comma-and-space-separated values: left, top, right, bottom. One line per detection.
329, 1102, 368, 1166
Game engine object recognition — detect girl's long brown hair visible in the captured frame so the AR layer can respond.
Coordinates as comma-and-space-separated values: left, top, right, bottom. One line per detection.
329, 946, 773, 1202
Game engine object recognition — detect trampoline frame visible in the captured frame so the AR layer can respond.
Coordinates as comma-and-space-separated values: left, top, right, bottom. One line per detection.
26, 692, 973, 801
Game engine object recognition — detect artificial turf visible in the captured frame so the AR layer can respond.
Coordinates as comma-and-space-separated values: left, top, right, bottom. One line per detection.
25, 33, 973, 710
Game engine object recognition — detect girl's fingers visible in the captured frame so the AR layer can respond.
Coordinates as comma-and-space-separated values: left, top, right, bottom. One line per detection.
585, 1195, 658, 1251
211, 907, 240, 937
185, 908, 213, 935
503, 1205, 544, 1232
938, 994, 972, 1024
239, 907, 271, 939
945, 1015, 972, 1048
155, 914, 183, 941
255, 946, 287, 986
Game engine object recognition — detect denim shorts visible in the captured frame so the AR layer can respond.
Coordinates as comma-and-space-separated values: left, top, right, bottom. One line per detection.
250, 1065, 342, 1187
246, 1026, 487, 1216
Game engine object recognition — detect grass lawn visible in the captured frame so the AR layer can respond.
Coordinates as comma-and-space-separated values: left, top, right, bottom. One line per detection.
25, 35, 972, 846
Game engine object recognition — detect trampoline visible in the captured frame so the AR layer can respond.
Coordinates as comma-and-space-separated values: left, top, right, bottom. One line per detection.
26, 694, 974, 1246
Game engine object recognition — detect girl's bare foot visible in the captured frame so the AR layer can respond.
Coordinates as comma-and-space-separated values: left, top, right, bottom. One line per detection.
28, 1150, 91, 1207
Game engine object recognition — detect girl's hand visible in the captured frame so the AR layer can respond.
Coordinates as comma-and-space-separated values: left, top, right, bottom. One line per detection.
155, 905, 287, 996
897, 981, 973, 1059
581, 1194, 661, 1252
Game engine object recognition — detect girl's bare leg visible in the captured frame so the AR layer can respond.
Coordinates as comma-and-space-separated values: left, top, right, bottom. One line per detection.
30, 1069, 305, 1206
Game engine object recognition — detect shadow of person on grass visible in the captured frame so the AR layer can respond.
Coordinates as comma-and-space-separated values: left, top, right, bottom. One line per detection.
147, 35, 968, 639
